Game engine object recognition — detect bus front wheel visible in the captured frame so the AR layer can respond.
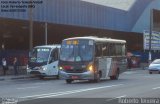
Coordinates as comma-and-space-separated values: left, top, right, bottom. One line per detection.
93, 72, 101, 83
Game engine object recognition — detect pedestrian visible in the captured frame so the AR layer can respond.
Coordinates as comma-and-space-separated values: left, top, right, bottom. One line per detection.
132, 57, 137, 68
2, 58, 8, 75
127, 57, 132, 69
13, 57, 18, 75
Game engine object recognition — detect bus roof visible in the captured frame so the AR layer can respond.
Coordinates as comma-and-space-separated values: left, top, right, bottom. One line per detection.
34, 44, 61, 49
63, 36, 126, 44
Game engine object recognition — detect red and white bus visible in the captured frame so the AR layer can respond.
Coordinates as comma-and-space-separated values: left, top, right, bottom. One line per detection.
59, 36, 127, 83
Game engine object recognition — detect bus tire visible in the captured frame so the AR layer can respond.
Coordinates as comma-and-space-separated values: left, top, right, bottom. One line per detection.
110, 69, 119, 80
110, 76, 114, 80
115, 69, 119, 80
66, 79, 73, 84
94, 72, 100, 83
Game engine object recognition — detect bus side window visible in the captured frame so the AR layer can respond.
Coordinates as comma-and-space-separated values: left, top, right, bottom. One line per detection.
109, 44, 116, 56
102, 43, 109, 57
115, 44, 122, 56
50, 48, 59, 63
95, 44, 102, 57
122, 44, 126, 56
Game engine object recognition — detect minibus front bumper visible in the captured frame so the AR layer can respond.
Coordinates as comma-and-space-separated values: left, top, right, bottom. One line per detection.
27, 68, 47, 76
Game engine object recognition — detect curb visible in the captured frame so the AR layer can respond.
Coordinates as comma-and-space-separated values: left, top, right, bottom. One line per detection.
11, 76, 30, 80
0, 75, 30, 81
127, 67, 143, 71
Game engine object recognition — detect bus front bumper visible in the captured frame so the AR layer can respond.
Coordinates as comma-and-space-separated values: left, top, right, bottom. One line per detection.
59, 71, 95, 80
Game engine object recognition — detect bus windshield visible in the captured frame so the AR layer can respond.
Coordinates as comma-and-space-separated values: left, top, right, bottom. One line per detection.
60, 40, 94, 62
29, 48, 51, 63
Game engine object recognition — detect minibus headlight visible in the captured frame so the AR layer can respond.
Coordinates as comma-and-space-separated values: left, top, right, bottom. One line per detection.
42, 67, 47, 71
40, 66, 46, 71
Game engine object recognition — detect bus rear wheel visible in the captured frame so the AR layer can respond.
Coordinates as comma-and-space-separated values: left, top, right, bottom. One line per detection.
66, 79, 73, 84
110, 69, 119, 80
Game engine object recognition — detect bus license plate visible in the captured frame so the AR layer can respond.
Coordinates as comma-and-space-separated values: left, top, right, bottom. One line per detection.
71, 76, 78, 79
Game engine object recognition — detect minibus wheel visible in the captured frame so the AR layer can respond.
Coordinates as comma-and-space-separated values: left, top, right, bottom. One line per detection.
39, 76, 44, 79
56, 75, 59, 79
66, 79, 73, 84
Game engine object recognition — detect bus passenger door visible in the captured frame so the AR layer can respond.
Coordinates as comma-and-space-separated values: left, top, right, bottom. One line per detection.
95, 44, 110, 79
47, 48, 59, 76
97, 58, 111, 79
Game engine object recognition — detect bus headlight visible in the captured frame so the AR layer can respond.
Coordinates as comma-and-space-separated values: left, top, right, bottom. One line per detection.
87, 64, 94, 72
59, 66, 63, 70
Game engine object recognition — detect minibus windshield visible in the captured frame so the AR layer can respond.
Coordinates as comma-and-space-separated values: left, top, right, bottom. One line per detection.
29, 48, 51, 63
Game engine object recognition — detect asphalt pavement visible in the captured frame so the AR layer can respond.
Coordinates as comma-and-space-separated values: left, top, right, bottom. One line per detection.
1, 67, 160, 104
